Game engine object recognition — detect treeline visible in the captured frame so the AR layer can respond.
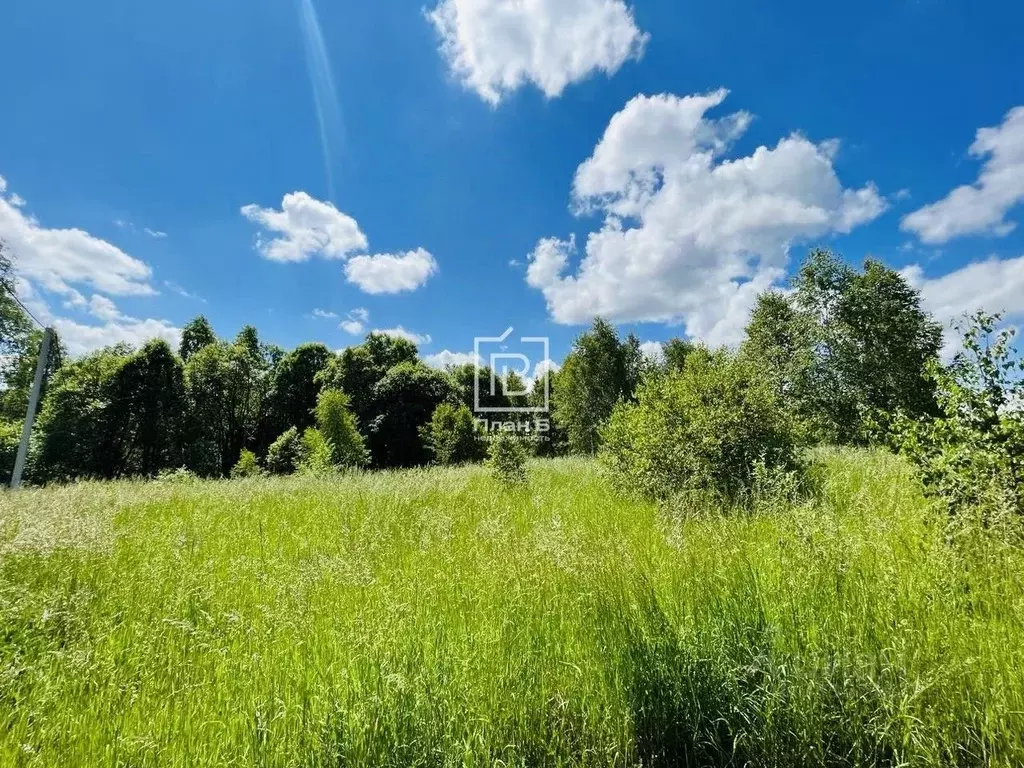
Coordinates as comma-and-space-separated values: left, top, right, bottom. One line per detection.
2, 246, 1022, 522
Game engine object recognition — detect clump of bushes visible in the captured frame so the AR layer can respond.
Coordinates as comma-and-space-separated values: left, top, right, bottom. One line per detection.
230, 449, 263, 478
266, 427, 302, 475
600, 347, 801, 503
896, 312, 1024, 526
487, 432, 529, 485
298, 427, 335, 475
314, 389, 369, 469
424, 403, 484, 466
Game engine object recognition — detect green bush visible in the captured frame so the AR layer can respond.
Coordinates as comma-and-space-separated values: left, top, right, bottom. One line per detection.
297, 427, 335, 476
424, 403, 483, 465
600, 347, 801, 502
896, 312, 1024, 526
230, 449, 262, 479
314, 389, 369, 468
266, 427, 303, 475
0, 419, 20, 486
486, 432, 528, 485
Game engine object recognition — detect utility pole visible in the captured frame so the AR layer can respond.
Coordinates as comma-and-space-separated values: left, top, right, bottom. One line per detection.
10, 327, 53, 490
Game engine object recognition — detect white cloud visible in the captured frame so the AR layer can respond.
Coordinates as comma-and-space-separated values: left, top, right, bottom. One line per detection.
902, 106, 1024, 244
88, 294, 123, 322
344, 249, 438, 294
311, 308, 339, 319
241, 191, 368, 263
0, 175, 155, 297
428, 0, 648, 105
338, 307, 370, 335
424, 349, 482, 369
525, 89, 887, 346
15, 281, 180, 358
639, 340, 664, 365
372, 326, 432, 345
902, 255, 1024, 328
54, 317, 182, 357
242, 192, 438, 294
144, 227, 168, 239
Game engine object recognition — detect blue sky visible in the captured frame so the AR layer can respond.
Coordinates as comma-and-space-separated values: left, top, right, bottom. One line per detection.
2, 0, 1023, 368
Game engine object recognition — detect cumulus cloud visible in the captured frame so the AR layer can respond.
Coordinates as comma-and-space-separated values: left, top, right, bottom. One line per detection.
372, 326, 432, 345
525, 89, 887, 346
242, 192, 438, 294
424, 349, 483, 369
344, 249, 438, 294
428, 0, 648, 105
0, 175, 155, 297
311, 308, 339, 320
339, 307, 370, 335
902, 107, 1024, 244
241, 191, 368, 263
1, 175, 179, 356
902, 255, 1024, 328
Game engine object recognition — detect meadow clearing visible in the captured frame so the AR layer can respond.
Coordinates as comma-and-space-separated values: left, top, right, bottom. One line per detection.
1, 450, 1023, 767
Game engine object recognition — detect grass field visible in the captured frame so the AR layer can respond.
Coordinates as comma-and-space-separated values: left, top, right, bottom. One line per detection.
1, 450, 1023, 767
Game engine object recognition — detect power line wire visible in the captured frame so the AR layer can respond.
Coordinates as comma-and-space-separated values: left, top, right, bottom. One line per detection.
2, 284, 47, 330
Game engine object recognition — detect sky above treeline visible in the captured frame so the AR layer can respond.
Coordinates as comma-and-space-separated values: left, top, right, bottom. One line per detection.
2, 0, 1023, 372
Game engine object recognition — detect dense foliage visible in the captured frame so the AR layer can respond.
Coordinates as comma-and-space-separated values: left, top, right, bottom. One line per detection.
896, 312, 1024, 525
601, 347, 800, 501
1, 245, 1021, 525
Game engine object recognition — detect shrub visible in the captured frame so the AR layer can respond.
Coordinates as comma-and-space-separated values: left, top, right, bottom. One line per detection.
266, 427, 302, 475
0, 419, 20, 486
424, 403, 483, 465
895, 312, 1024, 525
600, 347, 801, 502
230, 449, 262, 479
315, 389, 369, 468
154, 466, 198, 484
297, 427, 335, 476
486, 431, 529, 485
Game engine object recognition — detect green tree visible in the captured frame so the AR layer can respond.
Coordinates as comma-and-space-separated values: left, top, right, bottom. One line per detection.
663, 338, 696, 374
743, 249, 942, 444
896, 312, 1024, 522
35, 346, 133, 480
267, 342, 333, 437
424, 403, 483, 465
553, 318, 641, 454
314, 389, 369, 468
184, 336, 269, 476
367, 362, 459, 467
178, 315, 216, 362
108, 339, 186, 476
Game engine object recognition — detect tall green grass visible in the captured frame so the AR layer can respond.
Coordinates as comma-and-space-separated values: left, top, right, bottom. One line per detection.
1, 450, 1022, 766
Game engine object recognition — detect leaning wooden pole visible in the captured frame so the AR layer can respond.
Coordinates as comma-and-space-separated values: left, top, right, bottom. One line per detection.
10, 327, 53, 490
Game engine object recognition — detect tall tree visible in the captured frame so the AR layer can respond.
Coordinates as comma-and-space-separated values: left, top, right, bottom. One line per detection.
267, 342, 333, 436
553, 318, 642, 454
108, 340, 186, 475
366, 362, 458, 467
743, 249, 942, 444
178, 316, 217, 362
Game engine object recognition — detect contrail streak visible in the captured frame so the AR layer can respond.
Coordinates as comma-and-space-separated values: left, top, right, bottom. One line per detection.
296, 0, 345, 201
